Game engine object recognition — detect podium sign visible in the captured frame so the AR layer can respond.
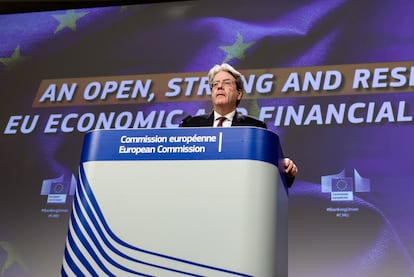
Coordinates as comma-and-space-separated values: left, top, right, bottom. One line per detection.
62, 127, 288, 276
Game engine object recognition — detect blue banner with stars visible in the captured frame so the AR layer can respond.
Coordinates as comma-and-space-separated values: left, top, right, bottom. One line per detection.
1, 1, 414, 276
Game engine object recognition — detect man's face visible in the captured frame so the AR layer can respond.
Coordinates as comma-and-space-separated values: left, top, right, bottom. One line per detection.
211, 71, 242, 114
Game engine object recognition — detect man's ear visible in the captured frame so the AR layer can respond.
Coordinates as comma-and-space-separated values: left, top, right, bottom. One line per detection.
237, 89, 243, 100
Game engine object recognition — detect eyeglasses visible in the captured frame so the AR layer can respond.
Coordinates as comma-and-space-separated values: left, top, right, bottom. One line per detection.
211, 79, 235, 89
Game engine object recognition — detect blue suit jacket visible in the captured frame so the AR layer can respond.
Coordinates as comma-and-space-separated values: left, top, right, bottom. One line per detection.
179, 112, 267, 128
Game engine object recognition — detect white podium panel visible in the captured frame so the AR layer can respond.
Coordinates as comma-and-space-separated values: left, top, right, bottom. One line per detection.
62, 127, 288, 276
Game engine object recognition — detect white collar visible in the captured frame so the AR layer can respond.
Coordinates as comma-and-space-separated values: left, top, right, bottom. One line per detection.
214, 110, 236, 121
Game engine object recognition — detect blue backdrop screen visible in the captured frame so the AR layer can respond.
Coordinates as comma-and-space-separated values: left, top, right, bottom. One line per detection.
1, 1, 414, 276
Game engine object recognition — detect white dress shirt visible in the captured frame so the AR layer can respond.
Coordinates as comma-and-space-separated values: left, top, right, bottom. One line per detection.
213, 110, 235, 127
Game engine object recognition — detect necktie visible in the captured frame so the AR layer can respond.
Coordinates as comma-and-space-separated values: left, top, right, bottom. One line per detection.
217, 116, 226, 127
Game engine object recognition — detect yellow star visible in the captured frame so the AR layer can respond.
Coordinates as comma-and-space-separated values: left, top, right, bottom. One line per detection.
0, 241, 28, 275
52, 9, 88, 33
219, 32, 256, 63
0, 45, 30, 71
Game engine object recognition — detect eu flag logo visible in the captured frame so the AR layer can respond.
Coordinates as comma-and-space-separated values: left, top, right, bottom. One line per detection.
40, 174, 76, 204
331, 177, 354, 201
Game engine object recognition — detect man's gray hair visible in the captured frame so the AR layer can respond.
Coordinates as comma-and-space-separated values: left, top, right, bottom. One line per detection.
208, 63, 244, 92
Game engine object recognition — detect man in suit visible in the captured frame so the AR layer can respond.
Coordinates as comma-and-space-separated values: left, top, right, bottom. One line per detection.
180, 63, 298, 186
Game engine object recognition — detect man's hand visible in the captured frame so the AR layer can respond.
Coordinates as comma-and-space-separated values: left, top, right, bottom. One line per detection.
281, 158, 298, 178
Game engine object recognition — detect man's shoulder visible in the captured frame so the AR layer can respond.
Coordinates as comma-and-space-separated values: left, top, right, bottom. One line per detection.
179, 113, 212, 127
234, 113, 267, 128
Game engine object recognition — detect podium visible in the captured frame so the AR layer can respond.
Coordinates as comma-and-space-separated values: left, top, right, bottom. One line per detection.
61, 127, 288, 276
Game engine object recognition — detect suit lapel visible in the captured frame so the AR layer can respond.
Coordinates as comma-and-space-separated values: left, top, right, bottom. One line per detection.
231, 112, 242, 126
206, 112, 215, 126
